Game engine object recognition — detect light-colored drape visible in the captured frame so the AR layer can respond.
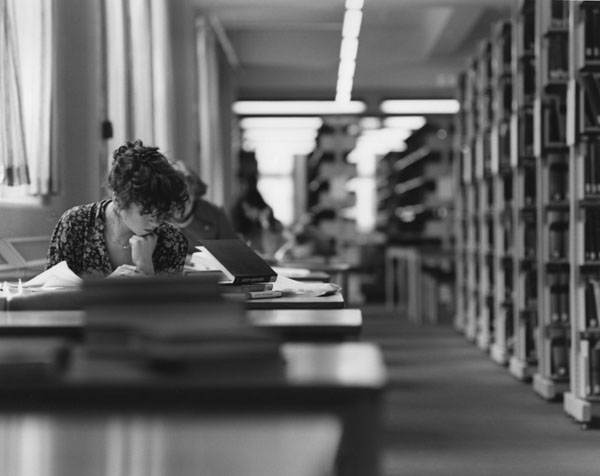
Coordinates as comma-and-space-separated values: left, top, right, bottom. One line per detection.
104, 0, 174, 165
0, 0, 53, 195
196, 16, 225, 205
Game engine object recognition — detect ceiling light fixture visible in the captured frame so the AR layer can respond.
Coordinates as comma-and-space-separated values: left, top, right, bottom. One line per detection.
335, 0, 364, 103
380, 99, 460, 115
232, 100, 366, 116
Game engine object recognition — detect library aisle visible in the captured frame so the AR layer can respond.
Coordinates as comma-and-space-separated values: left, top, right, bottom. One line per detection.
360, 305, 600, 476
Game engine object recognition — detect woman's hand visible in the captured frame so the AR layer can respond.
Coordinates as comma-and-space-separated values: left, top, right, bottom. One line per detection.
129, 233, 157, 275
108, 264, 147, 278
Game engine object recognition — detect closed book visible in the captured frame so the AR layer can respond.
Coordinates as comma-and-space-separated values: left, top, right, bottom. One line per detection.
196, 239, 277, 285
220, 282, 275, 293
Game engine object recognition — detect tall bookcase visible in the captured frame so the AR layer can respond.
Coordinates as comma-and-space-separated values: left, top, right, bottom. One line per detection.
563, 0, 600, 426
532, 0, 571, 401
461, 57, 480, 342
454, 0, 600, 426
490, 20, 515, 366
454, 72, 468, 332
508, 0, 538, 381
476, 39, 495, 352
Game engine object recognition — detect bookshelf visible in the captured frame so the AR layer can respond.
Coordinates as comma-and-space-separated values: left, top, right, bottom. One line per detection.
377, 122, 453, 246
453, 72, 468, 332
532, 0, 571, 400
508, 0, 538, 382
490, 20, 516, 366
306, 119, 358, 258
563, 0, 600, 427
457, 58, 480, 341
454, 0, 600, 425
473, 39, 495, 351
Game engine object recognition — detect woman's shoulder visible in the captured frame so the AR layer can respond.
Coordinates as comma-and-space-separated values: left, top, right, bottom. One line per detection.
59, 201, 105, 222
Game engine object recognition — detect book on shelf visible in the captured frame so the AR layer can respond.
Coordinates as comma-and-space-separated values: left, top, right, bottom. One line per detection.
550, 335, 569, 379
589, 341, 600, 396
547, 35, 568, 81
191, 239, 277, 285
584, 6, 600, 61
585, 281, 598, 328
578, 73, 600, 127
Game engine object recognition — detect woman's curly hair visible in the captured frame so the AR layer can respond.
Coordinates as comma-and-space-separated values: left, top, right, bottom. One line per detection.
108, 140, 188, 220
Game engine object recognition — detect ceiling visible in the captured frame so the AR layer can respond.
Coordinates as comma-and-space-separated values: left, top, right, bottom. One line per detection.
192, 0, 515, 110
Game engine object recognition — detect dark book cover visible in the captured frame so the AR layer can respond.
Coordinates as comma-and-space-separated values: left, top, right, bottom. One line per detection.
578, 73, 600, 127
220, 282, 275, 292
199, 239, 277, 285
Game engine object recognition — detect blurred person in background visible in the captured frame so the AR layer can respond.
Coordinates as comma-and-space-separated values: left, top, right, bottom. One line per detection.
171, 161, 238, 254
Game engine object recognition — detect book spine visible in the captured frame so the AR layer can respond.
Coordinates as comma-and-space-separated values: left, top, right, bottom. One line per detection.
245, 290, 283, 300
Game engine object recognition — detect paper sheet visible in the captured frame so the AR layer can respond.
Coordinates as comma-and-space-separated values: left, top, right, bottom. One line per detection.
271, 275, 341, 297
23, 261, 82, 288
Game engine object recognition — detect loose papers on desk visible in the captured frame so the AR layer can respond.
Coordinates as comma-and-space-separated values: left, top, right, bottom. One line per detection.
23, 261, 82, 288
272, 275, 341, 297
2, 261, 81, 298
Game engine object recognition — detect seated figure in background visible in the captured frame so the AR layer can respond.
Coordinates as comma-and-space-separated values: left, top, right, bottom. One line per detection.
170, 161, 238, 254
230, 180, 286, 259
46, 139, 189, 278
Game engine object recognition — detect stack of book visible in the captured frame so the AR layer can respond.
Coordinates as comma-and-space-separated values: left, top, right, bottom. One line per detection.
188, 239, 282, 299
82, 274, 283, 372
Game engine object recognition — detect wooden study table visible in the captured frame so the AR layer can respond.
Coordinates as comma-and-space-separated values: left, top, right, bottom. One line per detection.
0, 306, 358, 341
0, 342, 387, 476
244, 293, 344, 310
247, 308, 362, 341
5, 288, 345, 311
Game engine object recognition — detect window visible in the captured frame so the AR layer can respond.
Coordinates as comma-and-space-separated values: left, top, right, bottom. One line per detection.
0, 0, 53, 201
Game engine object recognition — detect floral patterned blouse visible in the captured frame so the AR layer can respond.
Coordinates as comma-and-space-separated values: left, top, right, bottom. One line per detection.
46, 200, 188, 278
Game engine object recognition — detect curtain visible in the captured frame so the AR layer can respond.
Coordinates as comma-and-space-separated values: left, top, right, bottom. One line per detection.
0, 0, 53, 195
196, 17, 225, 204
104, 0, 174, 166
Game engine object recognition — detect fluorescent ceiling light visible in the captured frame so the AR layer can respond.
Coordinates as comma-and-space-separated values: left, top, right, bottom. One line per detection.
342, 9, 362, 38
383, 116, 427, 130
233, 100, 366, 115
335, 91, 352, 103
338, 59, 356, 79
340, 37, 359, 60
239, 117, 323, 129
346, 0, 364, 9
380, 99, 460, 114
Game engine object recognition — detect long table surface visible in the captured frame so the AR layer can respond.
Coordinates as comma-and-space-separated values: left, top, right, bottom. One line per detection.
244, 293, 344, 310
0, 342, 386, 476
0, 307, 360, 340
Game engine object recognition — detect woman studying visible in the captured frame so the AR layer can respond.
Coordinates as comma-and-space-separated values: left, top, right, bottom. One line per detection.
46, 140, 189, 278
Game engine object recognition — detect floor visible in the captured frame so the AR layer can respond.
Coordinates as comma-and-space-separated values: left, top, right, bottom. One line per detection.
359, 305, 600, 476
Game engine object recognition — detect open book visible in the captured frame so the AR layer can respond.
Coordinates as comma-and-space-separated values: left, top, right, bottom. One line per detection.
190, 239, 277, 285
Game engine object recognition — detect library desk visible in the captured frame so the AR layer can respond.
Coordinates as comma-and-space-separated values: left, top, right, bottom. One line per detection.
0, 310, 83, 338
244, 293, 344, 310
5, 288, 344, 311
247, 308, 362, 341
0, 307, 356, 341
0, 342, 387, 476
